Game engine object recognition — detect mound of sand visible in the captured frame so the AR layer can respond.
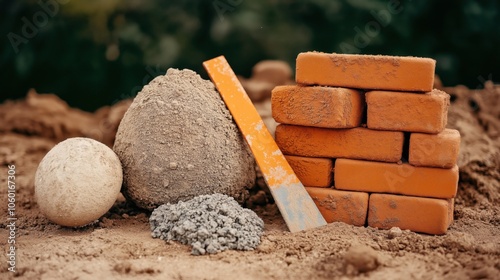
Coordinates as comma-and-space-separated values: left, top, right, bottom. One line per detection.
113, 69, 256, 210
0, 66, 498, 279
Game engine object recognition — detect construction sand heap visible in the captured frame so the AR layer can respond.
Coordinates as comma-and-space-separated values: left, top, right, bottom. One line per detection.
113, 69, 255, 210
0, 74, 498, 279
150, 193, 264, 255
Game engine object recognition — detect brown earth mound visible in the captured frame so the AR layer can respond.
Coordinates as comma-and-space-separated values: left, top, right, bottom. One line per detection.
0, 76, 498, 279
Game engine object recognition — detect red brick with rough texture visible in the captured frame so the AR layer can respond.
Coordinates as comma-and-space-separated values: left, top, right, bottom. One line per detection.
368, 193, 453, 235
296, 52, 435, 92
272, 85, 364, 128
285, 155, 333, 188
409, 129, 461, 168
306, 187, 368, 226
275, 125, 404, 163
334, 158, 458, 199
366, 89, 450, 134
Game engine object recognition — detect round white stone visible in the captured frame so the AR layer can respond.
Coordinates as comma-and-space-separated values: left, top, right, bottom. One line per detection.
35, 137, 123, 227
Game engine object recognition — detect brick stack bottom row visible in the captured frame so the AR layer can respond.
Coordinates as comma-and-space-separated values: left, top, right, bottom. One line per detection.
272, 52, 460, 235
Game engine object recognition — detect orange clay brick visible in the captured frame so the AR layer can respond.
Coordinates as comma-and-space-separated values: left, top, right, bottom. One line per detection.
275, 125, 403, 163
409, 129, 461, 168
335, 159, 459, 199
366, 89, 450, 134
271, 85, 364, 128
306, 187, 368, 226
296, 52, 435, 92
368, 194, 452, 235
284, 155, 333, 188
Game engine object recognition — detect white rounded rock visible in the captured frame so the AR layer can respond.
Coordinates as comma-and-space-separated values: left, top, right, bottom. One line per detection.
35, 137, 123, 227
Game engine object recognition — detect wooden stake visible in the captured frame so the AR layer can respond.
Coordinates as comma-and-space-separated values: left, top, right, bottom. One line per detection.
203, 56, 327, 232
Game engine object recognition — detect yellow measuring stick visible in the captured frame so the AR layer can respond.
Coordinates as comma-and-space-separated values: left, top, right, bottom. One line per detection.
203, 56, 327, 232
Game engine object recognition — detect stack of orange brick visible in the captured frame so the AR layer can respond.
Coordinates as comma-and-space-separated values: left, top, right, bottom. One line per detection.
272, 52, 460, 235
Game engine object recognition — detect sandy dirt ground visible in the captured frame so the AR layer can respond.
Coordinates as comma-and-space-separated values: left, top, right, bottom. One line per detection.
0, 80, 499, 279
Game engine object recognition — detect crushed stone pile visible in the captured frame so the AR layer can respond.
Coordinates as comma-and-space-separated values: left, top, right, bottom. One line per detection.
150, 193, 264, 255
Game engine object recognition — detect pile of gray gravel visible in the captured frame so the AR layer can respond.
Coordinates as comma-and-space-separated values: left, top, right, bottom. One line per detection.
150, 193, 264, 255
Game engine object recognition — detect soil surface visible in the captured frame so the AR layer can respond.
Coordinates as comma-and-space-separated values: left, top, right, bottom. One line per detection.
0, 81, 499, 279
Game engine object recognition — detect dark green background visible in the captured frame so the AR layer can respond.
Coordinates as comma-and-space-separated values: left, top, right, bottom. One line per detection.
1, 0, 499, 111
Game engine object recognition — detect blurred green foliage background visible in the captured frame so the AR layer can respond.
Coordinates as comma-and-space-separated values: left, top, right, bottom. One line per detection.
1, 0, 499, 111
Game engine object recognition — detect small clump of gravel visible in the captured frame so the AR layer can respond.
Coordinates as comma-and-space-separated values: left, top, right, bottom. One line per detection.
150, 193, 264, 255
387, 227, 403, 239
